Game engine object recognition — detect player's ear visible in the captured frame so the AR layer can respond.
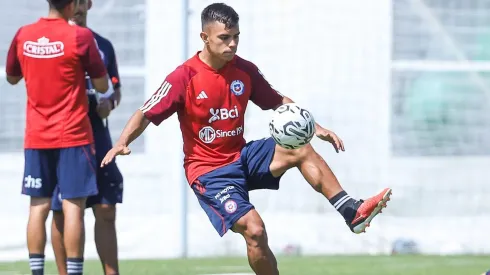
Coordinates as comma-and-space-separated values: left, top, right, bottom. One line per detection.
88, 0, 92, 10
200, 32, 209, 44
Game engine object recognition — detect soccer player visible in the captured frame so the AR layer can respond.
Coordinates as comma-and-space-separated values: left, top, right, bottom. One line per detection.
101, 3, 391, 274
49, 1, 124, 275
5, 0, 108, 274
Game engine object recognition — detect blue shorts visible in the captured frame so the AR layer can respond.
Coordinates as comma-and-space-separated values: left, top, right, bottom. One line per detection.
192, 137, 282, 237
22, 145, 98, 200
51, 160, 123, 211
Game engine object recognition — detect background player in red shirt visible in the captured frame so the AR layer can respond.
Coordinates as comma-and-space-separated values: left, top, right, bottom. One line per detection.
102, 3, 392, 274
5, 0, 108, 274
50, 1, 124, 275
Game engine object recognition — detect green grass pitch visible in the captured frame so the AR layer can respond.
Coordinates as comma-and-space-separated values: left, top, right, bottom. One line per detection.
0, 255, 487, 274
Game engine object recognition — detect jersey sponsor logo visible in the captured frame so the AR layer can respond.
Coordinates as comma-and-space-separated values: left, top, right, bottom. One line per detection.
198, 126, 216, 143
224, 200, 238, 213
230, 80, 245, 96
198, 125, 244, 143
140, 81, 172, 113
24, 175, 42, 189
208, 106, 239, 123
23, 36, 64, 59
197, 91, 208, 99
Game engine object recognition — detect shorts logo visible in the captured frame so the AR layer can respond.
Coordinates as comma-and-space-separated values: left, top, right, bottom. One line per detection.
215, 186, 234, 204
224, 200, 237, 214
230, 80, 244, 96
199, 126, 216, 143
24, 175, 42, 189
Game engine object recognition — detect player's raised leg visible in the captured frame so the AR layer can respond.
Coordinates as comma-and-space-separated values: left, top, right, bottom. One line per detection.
269, 142, 391, 233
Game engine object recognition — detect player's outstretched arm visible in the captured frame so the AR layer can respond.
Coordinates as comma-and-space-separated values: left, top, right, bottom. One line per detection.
100, 109, 150, 167
248, 63, 345, 152
280, 95, 345, 153
102, 65, 188, 167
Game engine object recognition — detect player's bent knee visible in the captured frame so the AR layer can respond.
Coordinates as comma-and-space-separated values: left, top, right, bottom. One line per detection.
295, 143, 315, 161
94, 204, 116, 223
275, 143, 314, 164
233, 210, 268, 247
244, 223, 267, 247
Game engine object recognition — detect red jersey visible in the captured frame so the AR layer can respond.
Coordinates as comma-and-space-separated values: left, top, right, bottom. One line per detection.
141, 53, 283, 184
5, 18, 107, 149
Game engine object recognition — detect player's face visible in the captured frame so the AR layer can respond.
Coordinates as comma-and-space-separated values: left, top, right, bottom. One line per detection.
202, 22, 240, 62
72, 0, 91, 26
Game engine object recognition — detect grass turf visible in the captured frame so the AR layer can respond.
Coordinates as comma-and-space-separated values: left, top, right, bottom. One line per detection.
0, 255, 487, 274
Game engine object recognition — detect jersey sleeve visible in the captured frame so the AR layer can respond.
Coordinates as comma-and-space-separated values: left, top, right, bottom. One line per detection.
76, 27, 107, 79
139, 66, 191, 126
6, 28, 22, 77
106, 41, 121, 89
237, 58, 283, 110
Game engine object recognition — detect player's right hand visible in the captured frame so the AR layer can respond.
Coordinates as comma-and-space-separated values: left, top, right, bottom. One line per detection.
100, 144, 131, 167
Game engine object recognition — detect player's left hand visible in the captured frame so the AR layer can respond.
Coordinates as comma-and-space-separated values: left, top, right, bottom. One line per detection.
315, 127, 345, 153
97, 98, 112, 119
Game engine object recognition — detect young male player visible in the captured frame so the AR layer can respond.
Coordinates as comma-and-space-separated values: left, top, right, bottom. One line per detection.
101, 3, 392, 274
50, 1, 124, 274
5, 0, 108, 274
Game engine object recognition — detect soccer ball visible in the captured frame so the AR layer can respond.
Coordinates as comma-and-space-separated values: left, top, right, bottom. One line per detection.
269, 103, 316, 149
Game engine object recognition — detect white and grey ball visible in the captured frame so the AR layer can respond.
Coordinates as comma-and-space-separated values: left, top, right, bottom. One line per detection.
269, 103, 316, 149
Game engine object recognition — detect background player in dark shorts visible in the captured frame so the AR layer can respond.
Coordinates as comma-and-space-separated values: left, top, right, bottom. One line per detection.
6, 0, 109, 274
101, 3, 392, 275
49, 1, 123, 275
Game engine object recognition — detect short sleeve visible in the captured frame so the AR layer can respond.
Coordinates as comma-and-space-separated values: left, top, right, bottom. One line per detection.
250, 68, 283, 110
140, 66, 193, 126
236, 58, 283, 110
76, 27, 107, 79
6, 28, 22, 77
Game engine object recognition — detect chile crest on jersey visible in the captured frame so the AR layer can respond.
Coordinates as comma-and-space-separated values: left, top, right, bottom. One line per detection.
188, 69, 252, 145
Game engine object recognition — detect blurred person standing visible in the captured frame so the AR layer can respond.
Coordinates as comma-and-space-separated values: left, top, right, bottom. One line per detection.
50, 1, 124, 275
5, 0, 108, 274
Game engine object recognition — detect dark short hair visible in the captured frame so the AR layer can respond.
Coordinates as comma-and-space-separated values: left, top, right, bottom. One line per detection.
201, 3, 239, 30
48, 0, 74, 10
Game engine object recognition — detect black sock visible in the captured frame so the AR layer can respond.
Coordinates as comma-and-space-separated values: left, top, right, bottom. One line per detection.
29, 254, 44, 275
329, 191, 358, 222
67, 258, 84, 275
